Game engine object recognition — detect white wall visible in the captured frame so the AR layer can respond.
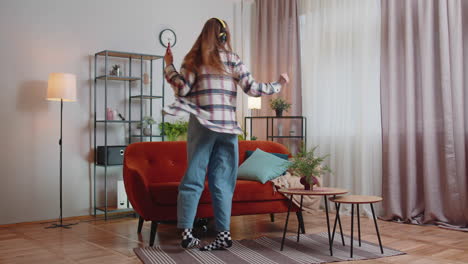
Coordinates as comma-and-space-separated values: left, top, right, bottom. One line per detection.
0, 0, 238, 225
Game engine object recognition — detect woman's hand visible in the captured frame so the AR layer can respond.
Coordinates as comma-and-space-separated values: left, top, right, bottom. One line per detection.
164, 43, 173, 66
278, 73, 290, 86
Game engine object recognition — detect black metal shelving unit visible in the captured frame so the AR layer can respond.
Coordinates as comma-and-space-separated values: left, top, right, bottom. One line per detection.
244, 116, 307, 150
93, 50, 165, 220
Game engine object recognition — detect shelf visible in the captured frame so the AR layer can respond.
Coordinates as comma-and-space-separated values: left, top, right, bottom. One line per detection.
96, 163, 123, 167
131, 135, 163, 138
96, 50, 163, 60
96, 75, 141, 81
94, 49, 165, 221
95, 164, 123, 167
246, 116, 305, 119
96, 207, 134, 213
130, 95, 163, 99
267, 136, 304, 139
96, 120, 139, 123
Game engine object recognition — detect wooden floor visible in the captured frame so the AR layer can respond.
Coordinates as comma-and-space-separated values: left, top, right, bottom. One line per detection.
1, 211, 467, 264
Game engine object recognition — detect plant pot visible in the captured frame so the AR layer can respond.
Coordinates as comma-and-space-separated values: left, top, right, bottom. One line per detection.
300, 175, 319, 190
143, 127, 152, 136
275, 109, 283, 117
166, 135, 177, 141
177, 133, 187, 141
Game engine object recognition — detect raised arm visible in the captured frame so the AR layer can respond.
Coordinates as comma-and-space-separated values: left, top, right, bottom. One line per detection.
164, 65, 196, 97
233, 54, 287, 97
163, 43, 195, 97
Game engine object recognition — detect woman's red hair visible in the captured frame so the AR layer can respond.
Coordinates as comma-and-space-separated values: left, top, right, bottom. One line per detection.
183, 18, 233, 74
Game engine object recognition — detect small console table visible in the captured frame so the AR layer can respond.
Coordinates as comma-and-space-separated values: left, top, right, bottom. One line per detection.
244, 116, 307, 148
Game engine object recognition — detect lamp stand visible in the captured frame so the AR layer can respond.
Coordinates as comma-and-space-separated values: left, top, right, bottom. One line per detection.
46, 99, 78, 229
251, 109, 260, 116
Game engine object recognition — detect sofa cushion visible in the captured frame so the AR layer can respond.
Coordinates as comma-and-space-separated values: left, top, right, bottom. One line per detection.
237, 149, 291, 184
149, 180, 286, 206
232, 180, 287, 202
245, 150, 289, 161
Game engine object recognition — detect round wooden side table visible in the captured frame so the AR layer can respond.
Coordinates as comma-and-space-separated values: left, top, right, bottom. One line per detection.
277, 187, 348, 256
329, 195, 384, 258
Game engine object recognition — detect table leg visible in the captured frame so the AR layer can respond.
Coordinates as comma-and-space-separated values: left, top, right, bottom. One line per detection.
324, 195, 333, 256
331, 202, 341, 246
297, 195, 303, 242
281, 194, 293, 251
295, 211, 305, 234
332, 195, 345, 246
370, 203, 384, 254
350, 204, 354, 258
357, 204, 361, 247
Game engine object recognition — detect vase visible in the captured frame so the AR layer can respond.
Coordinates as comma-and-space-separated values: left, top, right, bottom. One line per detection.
106, 108, 114, 120
275, 109, 283, 117
300, 175, 319, 190
143, 72, 150, 85
143, 127, 152, 136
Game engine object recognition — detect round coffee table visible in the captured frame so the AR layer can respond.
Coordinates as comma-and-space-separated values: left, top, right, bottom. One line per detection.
277, 187, 348, 255
329, 195, 384, 258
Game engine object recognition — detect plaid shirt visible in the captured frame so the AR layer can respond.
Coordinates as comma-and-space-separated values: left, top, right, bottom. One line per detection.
163, 51, 282, 135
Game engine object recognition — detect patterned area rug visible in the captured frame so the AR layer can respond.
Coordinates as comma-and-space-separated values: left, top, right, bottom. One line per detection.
134, 233, 404, 263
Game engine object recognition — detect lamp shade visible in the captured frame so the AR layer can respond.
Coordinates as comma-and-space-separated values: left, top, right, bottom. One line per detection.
47, 73, 77, 102
248, 96, 261, 109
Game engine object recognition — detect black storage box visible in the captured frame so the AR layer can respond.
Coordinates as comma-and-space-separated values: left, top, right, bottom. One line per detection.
96, 145, 126, 165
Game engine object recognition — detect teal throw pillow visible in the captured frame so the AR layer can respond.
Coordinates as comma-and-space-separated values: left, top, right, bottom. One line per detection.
238, 149, 291, 184
245, 150, 289, 161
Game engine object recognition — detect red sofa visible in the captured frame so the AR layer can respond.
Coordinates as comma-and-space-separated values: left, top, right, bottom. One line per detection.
123, 140, 303, 246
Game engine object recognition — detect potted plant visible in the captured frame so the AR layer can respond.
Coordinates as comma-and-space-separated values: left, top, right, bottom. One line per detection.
159, 120, 189, 141
288, 146, 331, 190
238, 128, 257, 141
110, 64, 121, 76
137, 116, 156, 136
270, 98, 292, 117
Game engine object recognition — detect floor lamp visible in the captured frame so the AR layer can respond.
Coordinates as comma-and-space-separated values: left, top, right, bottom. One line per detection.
46, 73, 78, 229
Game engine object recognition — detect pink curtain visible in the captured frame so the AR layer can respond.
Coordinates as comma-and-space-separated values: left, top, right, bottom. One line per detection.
381, 0, 468, 229
250, 0, 302, 150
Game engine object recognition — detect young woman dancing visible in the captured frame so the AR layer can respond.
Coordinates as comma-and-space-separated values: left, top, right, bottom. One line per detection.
163, 17, 289, 251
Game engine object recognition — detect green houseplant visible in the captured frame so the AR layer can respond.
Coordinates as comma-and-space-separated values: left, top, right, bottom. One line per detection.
137, 116, 156, 136
288, 146, 331, 190
159, 120, 189, 141
270, 98, 292, 117
238, 127, 257, 141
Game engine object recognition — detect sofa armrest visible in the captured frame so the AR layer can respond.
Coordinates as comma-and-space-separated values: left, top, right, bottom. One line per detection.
123, 165, 155, 220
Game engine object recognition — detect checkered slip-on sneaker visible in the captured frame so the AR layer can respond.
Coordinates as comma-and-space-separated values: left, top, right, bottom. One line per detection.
200, 231, 232, 251
181, 229, 200, 249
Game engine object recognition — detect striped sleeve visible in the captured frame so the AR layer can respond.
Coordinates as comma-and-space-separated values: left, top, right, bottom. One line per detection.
164, 64, 195, 97
232, 53, 282, 97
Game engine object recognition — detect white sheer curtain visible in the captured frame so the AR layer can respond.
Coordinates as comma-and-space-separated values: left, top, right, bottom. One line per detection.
232, 0, 255, 127
298, 0, 382, 212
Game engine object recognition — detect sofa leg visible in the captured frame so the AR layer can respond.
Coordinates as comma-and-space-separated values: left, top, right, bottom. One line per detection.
137, 216, 144, 234
149, 221, 158, 247
270, 213, 275, 222
296, 211, 305, 234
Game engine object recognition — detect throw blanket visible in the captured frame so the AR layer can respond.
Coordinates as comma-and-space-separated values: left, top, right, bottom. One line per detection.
271, 172, 322, 213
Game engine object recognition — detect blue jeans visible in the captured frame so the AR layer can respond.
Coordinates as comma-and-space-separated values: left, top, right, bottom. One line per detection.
177, 115, 239, 231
